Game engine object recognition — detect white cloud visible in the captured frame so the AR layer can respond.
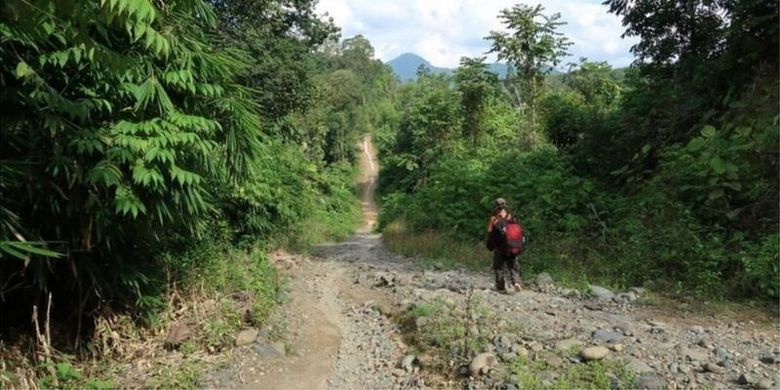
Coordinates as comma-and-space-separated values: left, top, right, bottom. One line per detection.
316, 0, 638, 68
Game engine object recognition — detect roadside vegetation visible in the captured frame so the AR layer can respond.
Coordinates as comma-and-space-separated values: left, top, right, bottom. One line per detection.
0, 0, 393, 387
1, 0, 777, 387
377, 2, 779, 302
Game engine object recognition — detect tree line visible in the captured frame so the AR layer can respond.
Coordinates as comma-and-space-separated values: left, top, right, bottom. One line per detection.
378, 0, 779, 300
0, 0, 396, 340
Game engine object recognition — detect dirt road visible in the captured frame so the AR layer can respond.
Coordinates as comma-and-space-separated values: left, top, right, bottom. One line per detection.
206, 136, 779, 390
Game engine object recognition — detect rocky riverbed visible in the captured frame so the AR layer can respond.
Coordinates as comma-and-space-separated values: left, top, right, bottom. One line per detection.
202, 232, 779, 389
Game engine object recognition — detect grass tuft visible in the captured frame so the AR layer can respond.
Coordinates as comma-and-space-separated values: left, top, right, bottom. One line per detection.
382, 220, 485, 270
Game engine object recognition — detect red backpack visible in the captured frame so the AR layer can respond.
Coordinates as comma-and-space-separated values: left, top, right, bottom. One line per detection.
496, 217, 525, 254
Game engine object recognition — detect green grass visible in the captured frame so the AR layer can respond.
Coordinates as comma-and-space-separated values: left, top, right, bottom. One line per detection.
509, 355, 635, 389
382, 219, 600, 290
382, 220, 486, 270
149, 359, 204, 389
400, 298, 487, 359
285, 198, 363, 252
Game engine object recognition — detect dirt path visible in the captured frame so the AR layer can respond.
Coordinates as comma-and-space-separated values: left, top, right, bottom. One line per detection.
358, 134, 379, 233
205, 136, 779, 390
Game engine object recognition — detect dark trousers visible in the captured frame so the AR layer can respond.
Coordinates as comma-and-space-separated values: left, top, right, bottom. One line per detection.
493, 250, 519, 290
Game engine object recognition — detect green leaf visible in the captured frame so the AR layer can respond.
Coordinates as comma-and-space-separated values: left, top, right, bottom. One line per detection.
701, 125, 716, 138
709, 156, 726, 174
686, 137, 705, 152
15, 61, 34, 79
0, 241, 62, 260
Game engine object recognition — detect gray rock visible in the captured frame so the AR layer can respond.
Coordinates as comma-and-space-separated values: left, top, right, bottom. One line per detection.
469, 353, 498, 376
759, 353, 780, 365
684, 348, 710, 362
374, 272, 395, 287
628, 359, 654, 374
535, 272, 554, 287
400, 355, 417, 372
738, 373, 756, 385
592, 329, 624, 344
616, 292, 638, 302
528, 342, 544, 353
610, 374, 622, 390
629, 287, 647, 295
634, 374, 666, 390
614, 322, 634, 336
252, 341, 284, 359
166, 321, 192, 347
494, 334, 513, 352
589, 285, 615, 300
755, 379, 774, 390
581, 346, 609, 361
235, 328, 259, 346
609, 343, 624, 352
500, 352, 518, 362
702, 362, 721, 373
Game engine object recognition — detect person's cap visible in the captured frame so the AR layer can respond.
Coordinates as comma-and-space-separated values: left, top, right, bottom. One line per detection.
495, 198, 507, 208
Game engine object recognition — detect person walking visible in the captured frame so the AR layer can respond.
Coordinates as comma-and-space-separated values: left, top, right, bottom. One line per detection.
486, 198, 524, 293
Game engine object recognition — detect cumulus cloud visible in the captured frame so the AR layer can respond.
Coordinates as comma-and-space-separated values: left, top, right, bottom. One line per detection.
316, 0, 638, 68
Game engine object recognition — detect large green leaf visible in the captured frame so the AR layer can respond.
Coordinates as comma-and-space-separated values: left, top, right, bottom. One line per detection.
709, 156, 726, 174
686, 137, 705, 152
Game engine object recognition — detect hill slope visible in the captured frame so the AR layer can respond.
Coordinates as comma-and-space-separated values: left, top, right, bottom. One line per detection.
387, 52, 510, 82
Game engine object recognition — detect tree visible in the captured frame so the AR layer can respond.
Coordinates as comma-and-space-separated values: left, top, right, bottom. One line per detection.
211, 0, 339, 123
0, 0, 263, 325
486, 4, 571, 125
453, 57, 500, 144
563, 59, 622, 107
381, 73, 460, 193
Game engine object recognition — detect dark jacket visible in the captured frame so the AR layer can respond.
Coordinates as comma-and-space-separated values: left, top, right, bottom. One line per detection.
486, 213, 516, 252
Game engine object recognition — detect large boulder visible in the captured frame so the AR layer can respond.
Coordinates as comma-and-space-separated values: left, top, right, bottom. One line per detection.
535, 272, 554, 288
581, 346, 609, 361
469, 353, 498, 376
166, 321, 192, 347
588, 285, 615, 300
235, 328, 259, 346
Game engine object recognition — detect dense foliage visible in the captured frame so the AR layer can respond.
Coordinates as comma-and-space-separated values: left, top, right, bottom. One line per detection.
0, 0, 394, 342
379, 3, 778, 300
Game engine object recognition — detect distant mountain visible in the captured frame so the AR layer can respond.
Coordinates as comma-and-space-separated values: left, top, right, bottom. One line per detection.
386, 53, 450, 81
386, 53, 511, 82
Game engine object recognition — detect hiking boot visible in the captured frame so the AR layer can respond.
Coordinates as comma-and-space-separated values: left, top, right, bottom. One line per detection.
513, 283, 523, 292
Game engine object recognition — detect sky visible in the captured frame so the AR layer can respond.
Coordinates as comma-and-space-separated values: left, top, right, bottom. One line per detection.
315, 0, 639, 69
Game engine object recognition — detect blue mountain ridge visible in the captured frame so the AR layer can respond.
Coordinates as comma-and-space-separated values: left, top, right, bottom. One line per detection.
386, 53, 511, 82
